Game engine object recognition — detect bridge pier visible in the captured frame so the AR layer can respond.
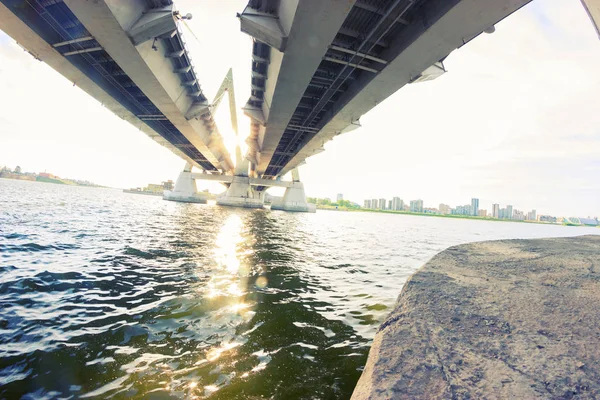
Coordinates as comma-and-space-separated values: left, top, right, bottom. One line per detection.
163, 165, 315, 212
163, 163, 208, 203
270, 169, 316, 213
216, 175, 264, 209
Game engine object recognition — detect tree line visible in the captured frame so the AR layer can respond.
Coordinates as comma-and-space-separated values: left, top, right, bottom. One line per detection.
306, 197, 360, 209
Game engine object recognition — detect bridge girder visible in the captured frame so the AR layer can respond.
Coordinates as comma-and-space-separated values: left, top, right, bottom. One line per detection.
238, 0, 358, 179
239, 0, 533, 180
0, 0, 235, 174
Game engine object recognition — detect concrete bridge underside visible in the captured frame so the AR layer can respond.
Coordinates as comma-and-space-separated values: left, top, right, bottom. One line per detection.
242, 0, 599, 182
0, 0, 234, 174
239, 0, 534, 181
2, 0, 598, 212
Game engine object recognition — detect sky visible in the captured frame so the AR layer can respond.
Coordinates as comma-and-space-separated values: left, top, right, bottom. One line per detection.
0, 0, 599, 217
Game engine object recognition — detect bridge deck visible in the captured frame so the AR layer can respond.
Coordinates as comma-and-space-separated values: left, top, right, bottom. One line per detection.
0, 0, 234, 173
240, 0, 531, 180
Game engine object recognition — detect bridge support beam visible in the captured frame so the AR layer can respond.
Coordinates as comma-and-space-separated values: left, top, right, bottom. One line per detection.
270, 169, 316, 213
164, 166, 316, 212
163, 163, 208, 203
216, 176, 265, 209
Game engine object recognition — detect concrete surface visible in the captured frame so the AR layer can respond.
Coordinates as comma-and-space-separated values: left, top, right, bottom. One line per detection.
352, 235, 600, 399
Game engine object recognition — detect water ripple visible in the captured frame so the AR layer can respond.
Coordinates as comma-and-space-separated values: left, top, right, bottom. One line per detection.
1, 179, 597, 398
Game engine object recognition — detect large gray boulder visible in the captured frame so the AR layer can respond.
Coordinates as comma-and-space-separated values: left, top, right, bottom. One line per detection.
352, 235, 600, 399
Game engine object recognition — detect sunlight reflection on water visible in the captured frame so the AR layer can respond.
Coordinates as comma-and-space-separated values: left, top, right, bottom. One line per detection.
1, 179, 598, 399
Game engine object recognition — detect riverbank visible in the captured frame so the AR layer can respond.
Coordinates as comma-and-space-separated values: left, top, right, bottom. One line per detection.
315, 205, 598, 227
352, 235, 600, 399
0, 174, 102, 187
122, 189, 163, 196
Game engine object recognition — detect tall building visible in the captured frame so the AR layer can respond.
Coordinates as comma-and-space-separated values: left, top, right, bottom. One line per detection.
162, 180, 174, 190
364, 199, 371, 209
527, 209, 537, 221
452, 204, 472, 216
478, 209, 487, 217
492, 204, 500, 218
513, 209, 525, 221
372, 199, 379, 209
392, 197, 404, 211
452, 205, 464, 215
417, 199, 423, 212
471, 198, 479, 216
506, 205, 513, 220
388, 200, 392, 210
378, 198, 386, 210
439, 204, 451, 215
410, 199, 424, 213
337, 193, 344, 202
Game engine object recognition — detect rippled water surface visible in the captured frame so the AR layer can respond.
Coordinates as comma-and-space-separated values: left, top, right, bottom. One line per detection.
1, 178, 597, 399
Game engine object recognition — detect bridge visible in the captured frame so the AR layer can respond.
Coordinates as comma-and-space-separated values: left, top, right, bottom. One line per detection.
1, 0, 598, 212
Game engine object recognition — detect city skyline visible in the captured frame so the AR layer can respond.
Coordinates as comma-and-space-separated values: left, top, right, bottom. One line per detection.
0, 0, 599, 216
2, 158, 597, 219
360, 194, 593, 221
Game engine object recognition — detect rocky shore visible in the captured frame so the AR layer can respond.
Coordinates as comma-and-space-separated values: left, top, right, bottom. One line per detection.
352, 235, 600, 399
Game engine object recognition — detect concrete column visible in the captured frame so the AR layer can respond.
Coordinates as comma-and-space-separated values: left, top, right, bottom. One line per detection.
270, 168, 316, 213
216, 176, 264, 209
163, 164, 208, 203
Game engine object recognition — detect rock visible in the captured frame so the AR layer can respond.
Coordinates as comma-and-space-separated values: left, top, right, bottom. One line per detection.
352, 235, 600, 399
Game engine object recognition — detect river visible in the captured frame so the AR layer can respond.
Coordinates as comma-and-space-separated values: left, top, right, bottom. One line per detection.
0, 178, 597, 399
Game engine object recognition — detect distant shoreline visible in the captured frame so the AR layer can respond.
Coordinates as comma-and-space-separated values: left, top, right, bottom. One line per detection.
0, 176, 104, 188
2, 177, 595, 227
315, 205, 598, 227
